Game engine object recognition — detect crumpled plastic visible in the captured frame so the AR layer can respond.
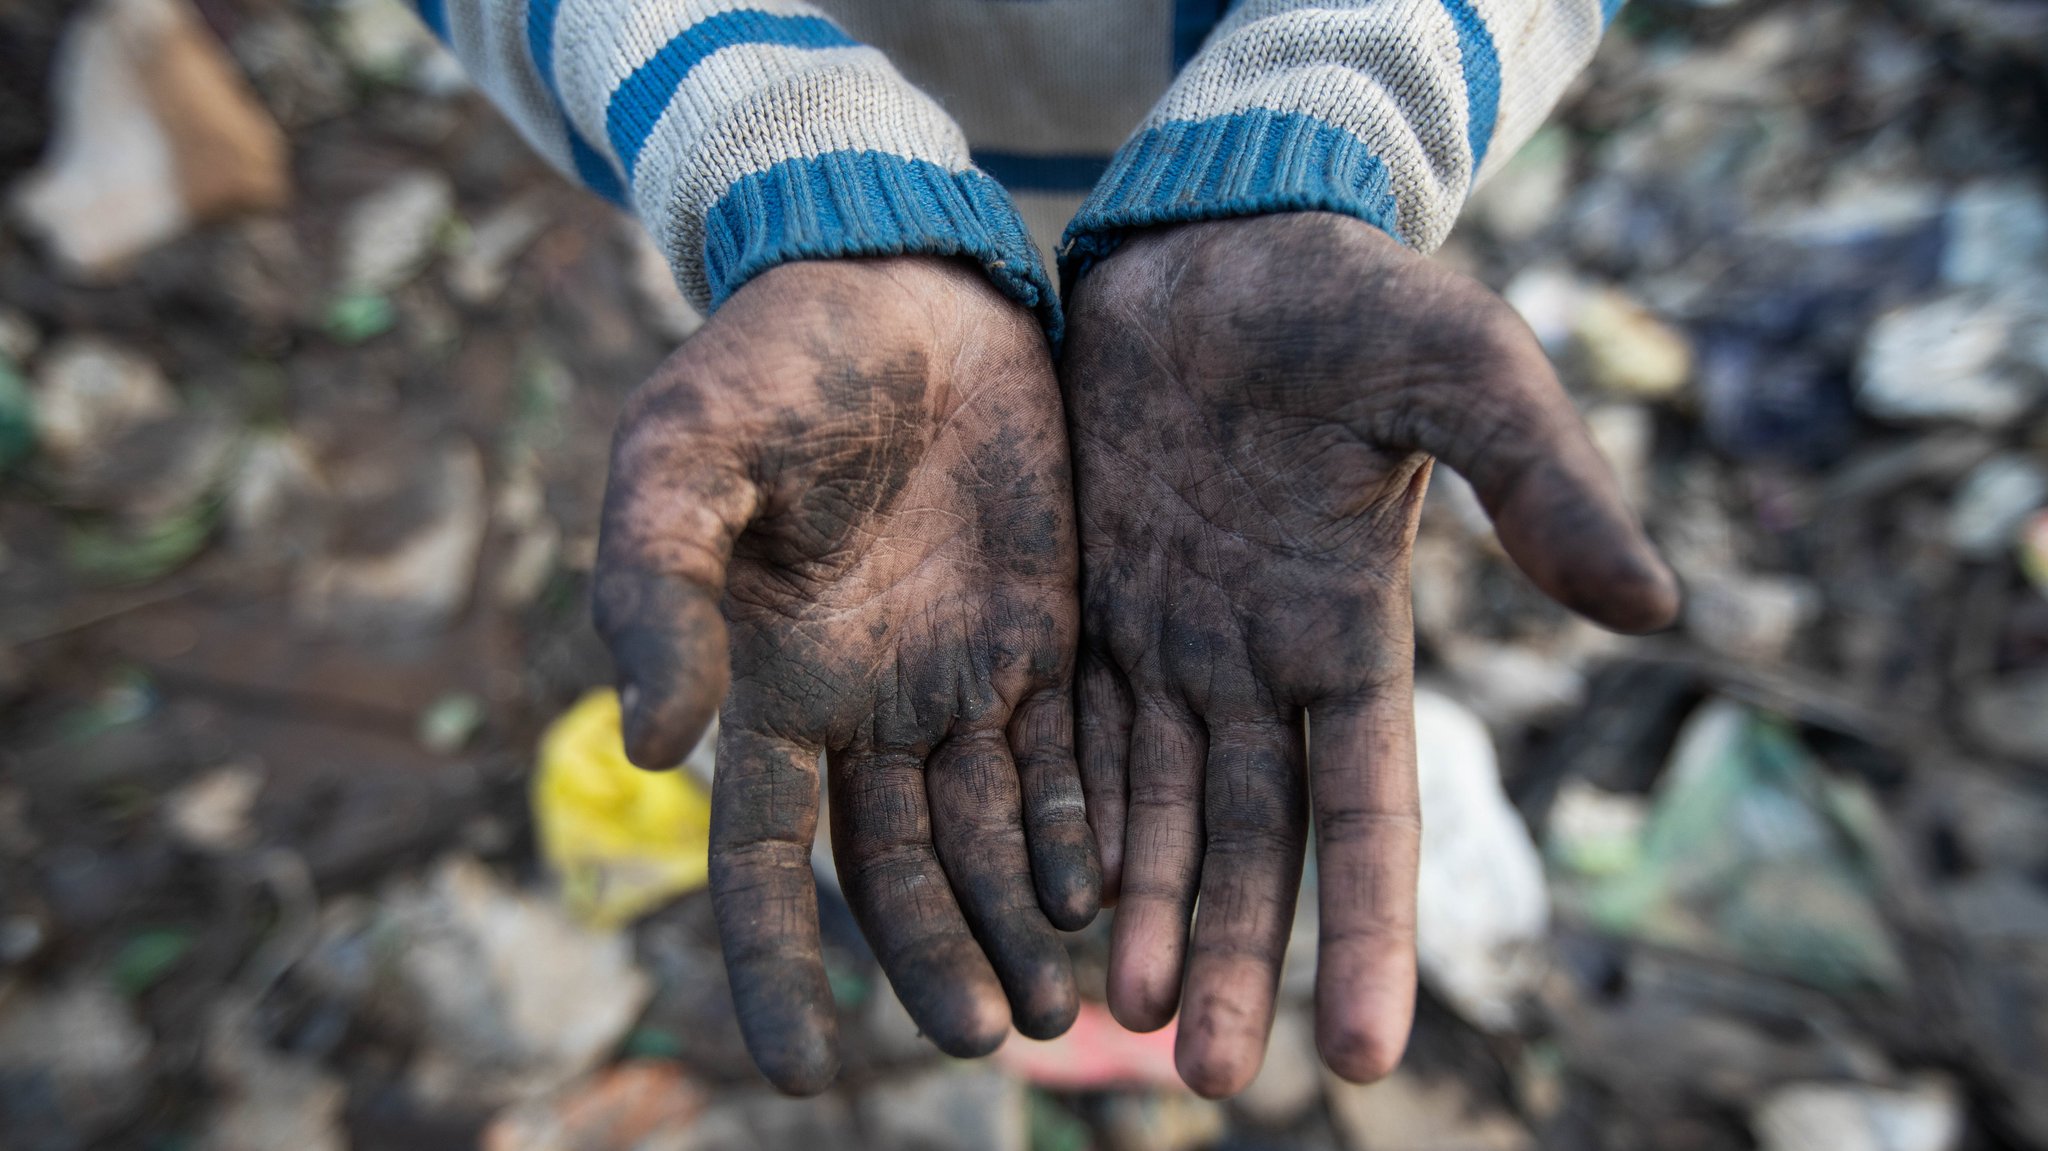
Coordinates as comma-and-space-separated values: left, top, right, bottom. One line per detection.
533, 689, 711, 927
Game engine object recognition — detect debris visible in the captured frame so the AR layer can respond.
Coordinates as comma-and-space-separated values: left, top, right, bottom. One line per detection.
419, 692, 486, 754
0, 354, 35, 472
201, 998, 348, 1151
228, 12, 351, 129
0, 308, 38, 363
1101, 1092, 1227, 1151
1962, 669, 2048, 765
1549, 700, 1907, 993
859, 1065, 1027, 1151
111, 926, 194, 995
337, 170, 454, 296
0, 980, 153, 1148
1947, 454, 2046, 558
1752, 1078, 1962, 1151
294, 438, 488, 632
993, 999, 1183, 1090
10, 0, 289, 278
622, 221, 704, 343
482, 1061, 707, 1151
330, 0, 464, 88
1413, 687, 1550, 1032
450, 198, 552, 305
366, 856, 653, 1106
1469, 127, 1572, 243
29, 338, 175, 463
165, 764, 264, 853
225, 430, 325, 562
1857, 292, 2035, 425
1681, 570, 1822, 662
1233, 1004, 1321, 1127
1576, 288, 1694, 400
534, 689, 713, 927
1545, 778, 1651, 878
2019, 509, 2048, 595
1324, 1068, 1533, 1151
1944, 180, 2048, 289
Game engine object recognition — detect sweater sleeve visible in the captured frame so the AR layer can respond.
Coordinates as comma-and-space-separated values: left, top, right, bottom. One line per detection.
412, 0, 1061, 341
1058, 0, 1620, 287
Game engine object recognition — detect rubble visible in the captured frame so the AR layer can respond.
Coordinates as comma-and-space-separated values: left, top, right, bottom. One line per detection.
1751, 1078, 1963, 1151
1857, 291, 2037, 425
338, 170, 455, 296
29, 338, 175, 464
335, 856, 654, 1107
0, 980, 153, 1148
1324, 1068, 1533, 1151
10, 0, 289, 278
1, 0, 2045, 1146
1413, 687, 1550, 1032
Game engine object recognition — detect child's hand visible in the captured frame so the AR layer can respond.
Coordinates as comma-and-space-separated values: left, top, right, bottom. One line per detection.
594, 257, 1096, 1093
1062, 213, 1679, 1096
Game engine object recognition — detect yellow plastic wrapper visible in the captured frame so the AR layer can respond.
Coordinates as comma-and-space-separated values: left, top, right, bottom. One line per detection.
534, 689, 711, 927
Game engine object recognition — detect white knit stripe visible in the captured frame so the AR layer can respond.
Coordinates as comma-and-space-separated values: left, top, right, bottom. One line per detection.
651, 64, 976, 305
549, 0, 823, 172
627, 41, 904, 251
1471, 0, 1602, 184
1152, 2, 1472, 248
442, 0, 576, 172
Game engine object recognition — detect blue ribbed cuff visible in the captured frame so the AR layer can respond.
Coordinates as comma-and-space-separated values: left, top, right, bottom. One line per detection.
703, 151, 1063, 348
1057, 109, 1404, 294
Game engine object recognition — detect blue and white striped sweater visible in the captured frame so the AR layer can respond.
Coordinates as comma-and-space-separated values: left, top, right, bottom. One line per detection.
416, 0, 1621, 344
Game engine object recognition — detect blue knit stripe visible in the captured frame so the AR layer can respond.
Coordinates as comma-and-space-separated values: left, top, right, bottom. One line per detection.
1601, 0, 1627, 23
415, 0, 452, 43
702, 152, 1062, 347
525, 0, 564, 101
1058, 109, 1400, 292
1438, 0, 1502, 173
608, 12, 856, 180
570, 130, 629, 207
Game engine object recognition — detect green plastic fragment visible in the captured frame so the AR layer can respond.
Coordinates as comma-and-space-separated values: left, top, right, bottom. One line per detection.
113, 928, 195, 996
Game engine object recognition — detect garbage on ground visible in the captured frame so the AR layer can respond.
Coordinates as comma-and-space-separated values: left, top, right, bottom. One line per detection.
1324, 1067, 1534, 1151
481, 1061, 706, 1151
1751, 1077, 1963, 1151
534, 689, 713, 928
10, 0, 289, 278
1547, 700, 1906, 994
317, 855, 653, 1107
993, 999, 1184, 1091
1413, 687, 1550, 1032
0, 979, 153, 1149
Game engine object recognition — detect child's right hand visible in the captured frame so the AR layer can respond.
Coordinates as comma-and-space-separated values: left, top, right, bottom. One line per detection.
593, 255, 1097, 1094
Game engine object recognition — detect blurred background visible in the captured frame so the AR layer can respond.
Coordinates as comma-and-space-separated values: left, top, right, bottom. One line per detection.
1, 0, 2045, 1148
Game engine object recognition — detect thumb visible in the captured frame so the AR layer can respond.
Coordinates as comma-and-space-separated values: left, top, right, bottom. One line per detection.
591, 409, 760, 769
1390, 311, 1681, 635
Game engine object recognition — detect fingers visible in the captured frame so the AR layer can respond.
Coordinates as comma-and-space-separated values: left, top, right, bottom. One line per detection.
1106, 698, 1207, 1031
1174, 715, 1309, 1098
926, 726, 1081, 1039
1395, 316, 1680, 635
1009, 689, 1102, 931
1076, 652, 1134, 903
1306, 686, 1421, 1084
592, 415, 760, 768
828, 746, 1012, 1058
708, 723, 837, 1094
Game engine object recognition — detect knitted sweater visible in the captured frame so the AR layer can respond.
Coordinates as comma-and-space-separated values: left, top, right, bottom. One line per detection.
415, 0, 1620, 343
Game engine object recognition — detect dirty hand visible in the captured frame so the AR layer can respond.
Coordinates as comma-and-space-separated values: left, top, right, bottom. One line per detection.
1064, 213, 1680, 1096
593, 257, 1097, 1093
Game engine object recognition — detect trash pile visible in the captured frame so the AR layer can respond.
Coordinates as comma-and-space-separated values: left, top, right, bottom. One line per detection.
1, 0, 2044, 1147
